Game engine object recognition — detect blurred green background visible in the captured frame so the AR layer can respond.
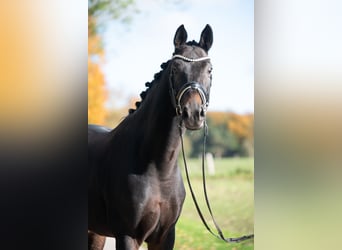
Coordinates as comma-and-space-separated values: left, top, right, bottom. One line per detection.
175, 157, 254, 250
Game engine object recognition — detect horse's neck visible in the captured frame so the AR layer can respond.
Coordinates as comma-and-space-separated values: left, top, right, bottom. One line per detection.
134, 72, 184, 171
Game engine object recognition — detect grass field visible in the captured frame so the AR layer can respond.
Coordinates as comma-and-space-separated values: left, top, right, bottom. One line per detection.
174, 157, 254, 250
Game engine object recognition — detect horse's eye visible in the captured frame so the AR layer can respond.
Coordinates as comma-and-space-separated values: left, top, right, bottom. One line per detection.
172, 66, 178, 74
208, 67, 213, 74
172, 63, 183, 74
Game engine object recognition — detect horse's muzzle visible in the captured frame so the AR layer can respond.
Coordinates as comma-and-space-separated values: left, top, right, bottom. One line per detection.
181, 102, 206, 130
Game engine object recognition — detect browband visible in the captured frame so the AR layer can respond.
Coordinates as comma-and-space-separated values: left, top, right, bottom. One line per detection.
172, 54, 210, 62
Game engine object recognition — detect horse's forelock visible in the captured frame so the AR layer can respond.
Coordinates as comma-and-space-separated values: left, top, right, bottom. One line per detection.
186, 40, 200, 46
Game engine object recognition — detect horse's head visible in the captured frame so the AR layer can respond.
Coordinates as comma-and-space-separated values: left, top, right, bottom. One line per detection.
170, 24, 213, 130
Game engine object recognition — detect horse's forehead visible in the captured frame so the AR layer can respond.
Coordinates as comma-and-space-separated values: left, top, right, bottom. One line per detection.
179, 45, 207, 58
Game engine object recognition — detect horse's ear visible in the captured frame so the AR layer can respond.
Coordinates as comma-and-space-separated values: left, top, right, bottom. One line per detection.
199, 24, 213, 52
174, 24, 188, 48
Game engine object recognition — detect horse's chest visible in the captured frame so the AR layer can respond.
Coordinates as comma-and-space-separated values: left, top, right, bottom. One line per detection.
142, 181, 182, 221
134, 177, 185, 240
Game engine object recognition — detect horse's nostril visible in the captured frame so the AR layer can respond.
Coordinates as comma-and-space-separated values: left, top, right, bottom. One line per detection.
182, 107, 189, 118
200, 108, 205, 117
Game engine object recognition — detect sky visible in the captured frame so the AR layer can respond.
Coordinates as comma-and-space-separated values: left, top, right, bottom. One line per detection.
102, 0, 254, 113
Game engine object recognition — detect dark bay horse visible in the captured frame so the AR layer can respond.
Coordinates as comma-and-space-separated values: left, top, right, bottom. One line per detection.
88, 24, 213, 250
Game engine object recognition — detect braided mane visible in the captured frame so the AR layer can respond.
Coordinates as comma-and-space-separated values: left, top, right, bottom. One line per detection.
128, 40, 202, 114
128, 60, 170, 114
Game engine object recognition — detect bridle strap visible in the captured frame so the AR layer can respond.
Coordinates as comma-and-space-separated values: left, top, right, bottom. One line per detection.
173, 53, 254, 242
176, 83, 207, 105
175, 82, 209, 115
179, 121, 254, 243
172, 54, 210, 62
169, 54, 211, 116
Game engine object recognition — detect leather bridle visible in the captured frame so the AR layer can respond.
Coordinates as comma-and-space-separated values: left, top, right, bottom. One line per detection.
170, 54, 254, 243
169, 54, 210, 116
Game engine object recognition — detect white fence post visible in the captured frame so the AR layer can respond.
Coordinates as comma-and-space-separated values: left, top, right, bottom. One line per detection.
206, 152, 215, 176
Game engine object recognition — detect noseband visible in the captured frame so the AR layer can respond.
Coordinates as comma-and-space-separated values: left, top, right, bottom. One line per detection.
169, 55, 210, 116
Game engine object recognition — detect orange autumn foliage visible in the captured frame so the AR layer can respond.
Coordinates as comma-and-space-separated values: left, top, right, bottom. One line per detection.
207, 111, 230, 125
88, 20, 107, 125
227, 113, 254, 142
207, 111, 254, 142
88, 59, 107, 124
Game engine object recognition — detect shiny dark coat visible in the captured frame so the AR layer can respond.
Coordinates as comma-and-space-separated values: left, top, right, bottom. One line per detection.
88, 24, 213, 250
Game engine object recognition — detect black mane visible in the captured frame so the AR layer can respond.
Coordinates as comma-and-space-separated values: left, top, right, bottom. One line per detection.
128, 40, 202, 115
128, 60, 170, 114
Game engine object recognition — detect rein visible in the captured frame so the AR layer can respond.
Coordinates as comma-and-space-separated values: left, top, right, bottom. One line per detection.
178, 121, 254, 244
170, 54, 254, 243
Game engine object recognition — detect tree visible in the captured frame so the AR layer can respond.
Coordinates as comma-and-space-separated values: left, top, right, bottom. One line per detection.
206, 117, 240, 157
88, 0, 136, 124
89, 0, 136, 36
186, 112, 254, 158
88, 19, 107, 124
227, 113, 254, 156
187, 115, 240, 158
